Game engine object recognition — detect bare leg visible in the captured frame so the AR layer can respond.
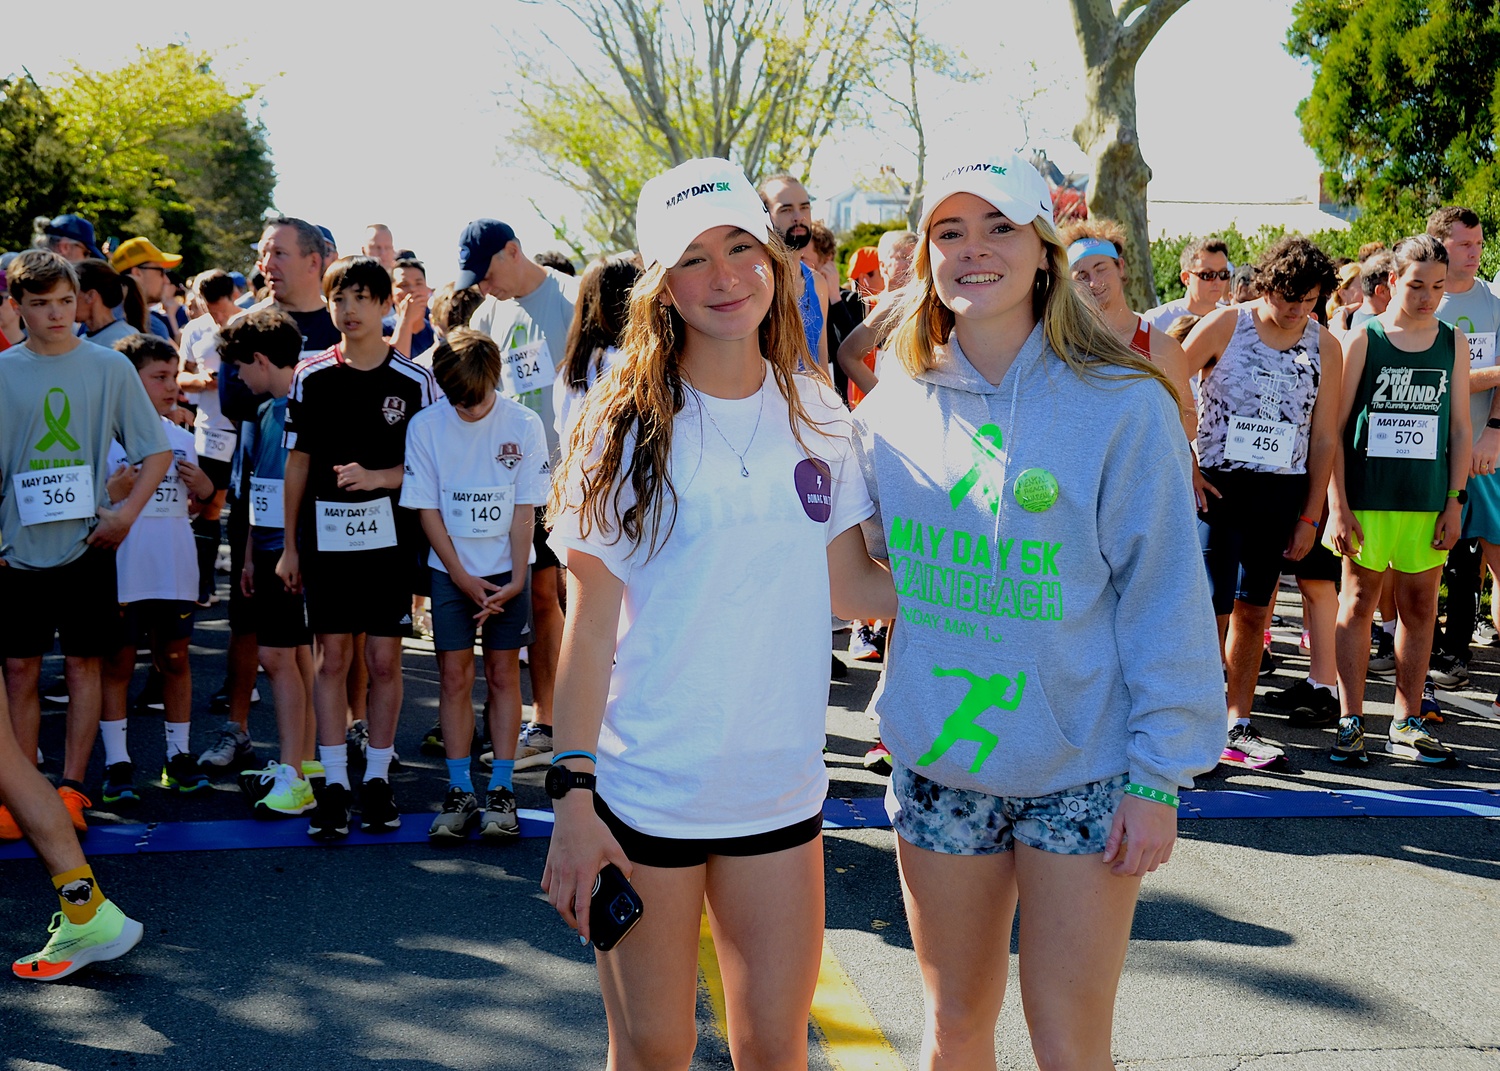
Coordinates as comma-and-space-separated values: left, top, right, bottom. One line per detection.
346, 632, 369, 726
483, 649, 523, 764
0, 686, 85, 877
224, 631, 259, 732
1335, 559, 1385, 721
260, 645, 308, 767
527, 566, 564, 727
436, 648, 476, 764
1224, 600, 1272, 724
100, 645, 134, 727
157, 637, 192, 727
4, 657, 43, 767
61, 656, 102, 785
313, 634, 354, 748
362, 635, 404, 752
1297, 578, 1339, 685
297, 645, 317, 765
1391, 566, 1441, 724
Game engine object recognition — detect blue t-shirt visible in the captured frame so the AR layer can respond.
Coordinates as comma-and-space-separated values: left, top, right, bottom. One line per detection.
148, 310, 173, 341
382, 310, 434, 358
245, 396, 290, 552
797, 260, 823, 365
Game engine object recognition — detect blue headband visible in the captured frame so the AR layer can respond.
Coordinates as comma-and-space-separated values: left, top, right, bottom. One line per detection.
1067, 238, 1120, 267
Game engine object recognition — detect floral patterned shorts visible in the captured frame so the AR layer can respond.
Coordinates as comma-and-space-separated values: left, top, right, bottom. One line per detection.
885, 759, 1127, 856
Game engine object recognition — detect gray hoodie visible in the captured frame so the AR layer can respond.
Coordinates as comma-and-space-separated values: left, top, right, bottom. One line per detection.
852, 325, 1224, 798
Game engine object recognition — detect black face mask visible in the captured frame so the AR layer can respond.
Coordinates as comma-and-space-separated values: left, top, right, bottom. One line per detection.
781, 224, 811, 251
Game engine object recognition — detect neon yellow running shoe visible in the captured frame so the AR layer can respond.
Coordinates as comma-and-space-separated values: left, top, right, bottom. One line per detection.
255, 763, 315, 817
13, 900, 143, 982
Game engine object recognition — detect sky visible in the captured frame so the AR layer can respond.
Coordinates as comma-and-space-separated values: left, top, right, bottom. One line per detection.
2, 0, 1320, 282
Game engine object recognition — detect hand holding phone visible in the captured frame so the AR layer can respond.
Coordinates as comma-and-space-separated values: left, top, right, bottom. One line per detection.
589, 863, 644, 952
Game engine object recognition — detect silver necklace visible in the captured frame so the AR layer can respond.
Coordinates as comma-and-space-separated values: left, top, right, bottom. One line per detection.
688, 371, 766, 477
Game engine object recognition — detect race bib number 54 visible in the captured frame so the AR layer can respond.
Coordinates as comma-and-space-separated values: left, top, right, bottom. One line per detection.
13, 467, 96, 527
316, 498, 397, 552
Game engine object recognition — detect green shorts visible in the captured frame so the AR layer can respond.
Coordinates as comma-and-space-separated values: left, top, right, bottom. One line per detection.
1327, 510, 1447, 575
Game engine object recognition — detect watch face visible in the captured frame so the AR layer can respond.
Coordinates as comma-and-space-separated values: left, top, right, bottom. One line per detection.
544, 764, 567, 799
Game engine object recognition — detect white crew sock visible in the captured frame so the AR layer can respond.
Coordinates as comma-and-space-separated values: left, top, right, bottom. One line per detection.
1234, 717, 1251, 728
320, 744, 350, 790
1381, 619, 1397, 636
364, 745, 394, 783
164, 722, 191, 758
1307, 675, 1338, 696
101, 720, 130, 766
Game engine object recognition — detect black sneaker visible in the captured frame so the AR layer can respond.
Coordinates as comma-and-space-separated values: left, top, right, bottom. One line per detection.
359, 778, 401, 833
831, 653, 848, 680
101, 762, 139, 804
1428, 652, 1469, 689
161, 752, 210, 793
419, 723, 445, 757
1288, 685, 1339, 727
308, 782, 352, 840
1266, 678, 1318, 712
1259, 647, 1276, 678
479, 787, 519, 840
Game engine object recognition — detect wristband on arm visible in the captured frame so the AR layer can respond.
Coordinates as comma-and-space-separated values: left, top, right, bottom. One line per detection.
1124, 783, 1179, 809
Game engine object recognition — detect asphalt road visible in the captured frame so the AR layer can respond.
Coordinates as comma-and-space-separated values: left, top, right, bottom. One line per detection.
1, 580, 1497, 1070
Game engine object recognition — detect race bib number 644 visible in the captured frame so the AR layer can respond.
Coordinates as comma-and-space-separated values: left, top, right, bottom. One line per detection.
315, 498, 397, 552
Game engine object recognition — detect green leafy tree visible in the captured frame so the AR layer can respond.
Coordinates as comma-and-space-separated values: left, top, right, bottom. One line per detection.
1287, 0, 1500, 223
0, 73, 77, 253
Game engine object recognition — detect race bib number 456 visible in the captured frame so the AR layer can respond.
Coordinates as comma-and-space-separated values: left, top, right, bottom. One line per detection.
316, 498, 397, 552
1223, 415, 1296, 469
13, 467, 96, 527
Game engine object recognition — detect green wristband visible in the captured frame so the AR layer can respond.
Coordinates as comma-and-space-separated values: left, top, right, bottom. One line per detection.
1124, 782, 1179, 809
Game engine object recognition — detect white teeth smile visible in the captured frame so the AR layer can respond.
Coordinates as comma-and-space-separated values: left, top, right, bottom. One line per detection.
958, 273, 1001, 284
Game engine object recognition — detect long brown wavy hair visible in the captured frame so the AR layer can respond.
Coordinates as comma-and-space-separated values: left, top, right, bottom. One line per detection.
548, 230, 829, 560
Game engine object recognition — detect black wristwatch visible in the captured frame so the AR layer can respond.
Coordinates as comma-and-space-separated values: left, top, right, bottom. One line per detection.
1451, 489, 1469, 505
545, 764, 597, 800
1487, 418, 1500, 430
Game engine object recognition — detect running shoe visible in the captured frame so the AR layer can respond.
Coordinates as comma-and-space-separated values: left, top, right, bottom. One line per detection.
359, 778, 401, 833
1259, 647, 1276, 678
1222, 724, 1284, 768
1266, 678, 1319, 712
1387, 718, 1456, 764
101, 763, 139, 804
162, 752, 210, 793
11, 900, 143, 982
239, 761, 280, 806
0, 805, 20, 841
302, 760, 326, 789
307, 782, 352, 841
255, 764, 315, 818
863, 742, 892, 775
1288, 687, 1340, 728
419, 723, 446, 757
347, 719, 369, 756
1330, 715, 1368, 765
1368, 630, 1396, 677
428, 786, 481, 840
1299, 629, 1311, 652
849, 625, 880, 661
1428, 652, 1469, 689
1474, 619, 1500, 647
198, 723, 255, 768
1419, 682, 1444, 724
513, 723, 554, 771
830, 653, 847, 680
479, 787, 519, 840
57, 787, 90, 832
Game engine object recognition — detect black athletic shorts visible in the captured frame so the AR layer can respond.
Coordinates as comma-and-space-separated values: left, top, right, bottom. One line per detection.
594, 794, 822, 869
116, 599, 196, 648
0, 546, 124, 659
1287, 539, 1341, 583
533, 506, 560, 571
1199, 467, 1307, 615
227, 495, 255, 636
301, 545, 412, 638
250, 547, 311, 649
199, 455, 232, 494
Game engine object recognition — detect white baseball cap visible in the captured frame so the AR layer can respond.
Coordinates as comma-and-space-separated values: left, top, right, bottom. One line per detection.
636, 157, 772, 270
916, 151, 1055, 236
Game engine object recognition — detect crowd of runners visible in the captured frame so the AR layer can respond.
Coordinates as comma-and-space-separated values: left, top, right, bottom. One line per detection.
1, 153, 1497, 1069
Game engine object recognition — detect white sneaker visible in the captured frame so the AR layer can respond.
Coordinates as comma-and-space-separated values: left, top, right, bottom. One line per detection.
513, 723, 554, 771
848, 626, 878, 660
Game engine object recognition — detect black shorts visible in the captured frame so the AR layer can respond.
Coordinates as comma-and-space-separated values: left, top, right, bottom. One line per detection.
533, 507, 560, 571
1200, 468, 1307, 615
250, 547, 311, 649
117, 599, 196, 649
226, 495, 254, 636
0, 547, 124, 659
430, 567, 531, 652
1287, 539, 1341, 583
199, 455, 232, 494
594, 794, 823, 869
301, 546, 412, 638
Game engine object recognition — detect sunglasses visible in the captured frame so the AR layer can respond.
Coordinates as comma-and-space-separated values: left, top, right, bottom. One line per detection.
1186, 269, 1233, 282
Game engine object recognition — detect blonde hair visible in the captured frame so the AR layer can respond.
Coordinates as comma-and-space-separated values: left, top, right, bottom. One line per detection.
549, 232, 829, 560
884, 211, 1178, 405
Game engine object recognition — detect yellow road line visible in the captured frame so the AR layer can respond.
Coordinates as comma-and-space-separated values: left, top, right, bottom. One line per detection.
697, 908, 906, 1070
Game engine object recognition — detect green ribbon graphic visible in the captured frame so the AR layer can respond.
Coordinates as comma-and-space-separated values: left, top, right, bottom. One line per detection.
34, 389, 80, 453
949, 423, 1005, 513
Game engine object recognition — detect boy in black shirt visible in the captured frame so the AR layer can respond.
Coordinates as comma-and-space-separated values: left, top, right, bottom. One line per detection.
277, 257, 436, 839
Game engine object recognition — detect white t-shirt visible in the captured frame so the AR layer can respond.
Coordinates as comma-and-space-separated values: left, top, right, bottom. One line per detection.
553, 346, 620, 447
401, 393, 551, 578
109, 418, 200, 603
550, 371, 874, 839
180, 314, 233, 434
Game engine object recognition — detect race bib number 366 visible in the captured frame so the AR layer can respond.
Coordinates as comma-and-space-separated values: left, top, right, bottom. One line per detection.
316, 498, 397, 552
1367, 413, 1439, 460
13, 467, 96, 527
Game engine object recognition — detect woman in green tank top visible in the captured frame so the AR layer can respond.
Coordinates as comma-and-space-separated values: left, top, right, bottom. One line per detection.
1327, 234, 1474, 767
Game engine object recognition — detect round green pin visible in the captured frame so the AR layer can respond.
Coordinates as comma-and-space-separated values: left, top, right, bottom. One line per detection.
1012, 468, 1059, 513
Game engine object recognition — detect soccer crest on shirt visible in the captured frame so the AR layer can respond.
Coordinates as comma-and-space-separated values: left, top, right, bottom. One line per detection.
382, 396, 408, 425
496, 442, 522, 469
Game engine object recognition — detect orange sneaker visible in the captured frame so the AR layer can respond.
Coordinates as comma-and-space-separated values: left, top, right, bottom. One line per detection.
57, 787, 90, 833
0, 805, 20, 840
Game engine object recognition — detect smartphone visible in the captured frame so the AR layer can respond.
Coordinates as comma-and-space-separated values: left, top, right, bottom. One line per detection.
589, 863, 644, 952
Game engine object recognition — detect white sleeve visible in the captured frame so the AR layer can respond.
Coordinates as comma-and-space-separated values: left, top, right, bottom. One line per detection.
515, 411, 552, 508
546, 439, 639, 583
399, 418, 441, 510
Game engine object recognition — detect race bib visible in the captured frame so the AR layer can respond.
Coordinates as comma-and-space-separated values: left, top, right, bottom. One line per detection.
499, 339, 555, 397
1224, 414, 1297, 469
1469, 332, 1497, 371
443, 485, 514, 538
194, 422, 236, 463
145, 469, 189, 518
315, 497, 397, 552
1367, 413, 1439, 460
13, 467, 96, 527
249, 477, 285, 529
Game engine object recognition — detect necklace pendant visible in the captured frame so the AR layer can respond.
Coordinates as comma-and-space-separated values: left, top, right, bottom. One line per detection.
739, 463, 750, 477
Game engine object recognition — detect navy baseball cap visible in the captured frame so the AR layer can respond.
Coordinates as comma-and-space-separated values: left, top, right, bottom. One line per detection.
44, 214, 103, 258
228, 271, 248, 288
456, 219, 517, 289
316, 225, 337, 254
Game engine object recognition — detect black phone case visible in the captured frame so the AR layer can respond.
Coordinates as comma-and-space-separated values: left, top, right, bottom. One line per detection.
589, 863, 644, 952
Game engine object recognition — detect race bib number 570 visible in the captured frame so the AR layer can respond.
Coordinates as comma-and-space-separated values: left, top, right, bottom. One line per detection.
315, 498, 397, 552
1367, 413, 1439, 460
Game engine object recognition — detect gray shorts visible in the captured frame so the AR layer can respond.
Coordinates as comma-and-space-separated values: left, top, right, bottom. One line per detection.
885, 758, 1126, 856
430, 567, 532, 652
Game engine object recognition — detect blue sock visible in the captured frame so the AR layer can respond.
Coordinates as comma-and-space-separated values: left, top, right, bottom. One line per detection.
446, 758, 474, 793
488, 759, 515, 793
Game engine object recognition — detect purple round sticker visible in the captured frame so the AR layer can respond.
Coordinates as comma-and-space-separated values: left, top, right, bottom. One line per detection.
795, 458, 833, 522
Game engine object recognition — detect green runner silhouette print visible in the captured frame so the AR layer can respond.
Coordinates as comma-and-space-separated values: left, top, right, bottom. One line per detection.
918, 666, 1027, 772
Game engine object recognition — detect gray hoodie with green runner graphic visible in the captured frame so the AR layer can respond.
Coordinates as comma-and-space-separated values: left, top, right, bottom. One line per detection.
851, 325, 1224, 798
